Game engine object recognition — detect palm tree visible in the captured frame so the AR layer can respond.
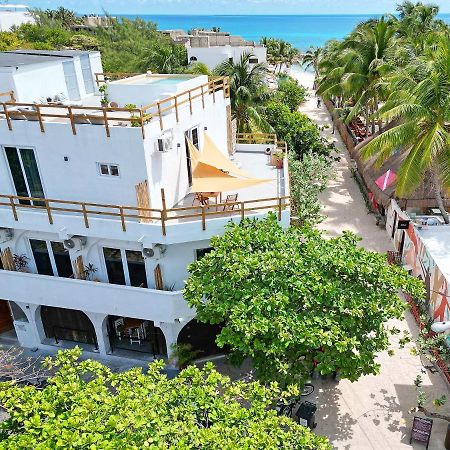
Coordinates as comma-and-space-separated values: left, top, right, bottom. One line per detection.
318, 17, 396, 136
302, 47, 322, 87
143, 43, 186, 74
184, 62, 211, 76
215, 53, 271, 133
361, 34, 450, 222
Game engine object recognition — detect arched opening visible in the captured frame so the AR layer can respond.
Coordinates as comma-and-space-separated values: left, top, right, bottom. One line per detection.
40, 306, 97, 348
177, 319, 224, 357
107, 316, 167, 357
189, 56, 198, 62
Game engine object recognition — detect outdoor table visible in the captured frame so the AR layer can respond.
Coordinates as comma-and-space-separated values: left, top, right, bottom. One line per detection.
198, 192, 221, 210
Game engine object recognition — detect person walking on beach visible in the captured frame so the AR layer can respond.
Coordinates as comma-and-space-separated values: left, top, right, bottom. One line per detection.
317, 97, 321, 108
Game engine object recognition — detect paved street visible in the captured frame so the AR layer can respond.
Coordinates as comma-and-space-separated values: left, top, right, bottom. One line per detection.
292, 67, 450, 449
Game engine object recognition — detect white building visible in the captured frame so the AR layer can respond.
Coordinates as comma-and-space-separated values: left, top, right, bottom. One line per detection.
162, 29, 267, 71
0, 4, 34, 31
0, 50, 289, 362
188, 45, 267, 71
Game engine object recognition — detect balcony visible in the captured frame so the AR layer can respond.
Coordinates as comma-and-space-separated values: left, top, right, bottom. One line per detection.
0, 269, 194, 323
0, 137, 290, 244
0, 74, 230, 138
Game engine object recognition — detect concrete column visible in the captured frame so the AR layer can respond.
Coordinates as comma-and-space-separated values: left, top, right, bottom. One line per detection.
158, 321, 186, 359
13, 302, 43, 349
85, 312, 111, 356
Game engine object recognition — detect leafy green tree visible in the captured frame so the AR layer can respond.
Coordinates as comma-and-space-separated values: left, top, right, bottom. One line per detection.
264, 101, 328, 158
275, 76, 307, 111
262, 37, 300, 72
15, 23, 72, 49
0, 32, 25, 51
185, 215, 424, 387
0, 348, 330, 449
30, 7, 82, 28
289, 152, 332, 224
216, 52, 271, 133
302, 47, 322, 87
361, 33, 450, 223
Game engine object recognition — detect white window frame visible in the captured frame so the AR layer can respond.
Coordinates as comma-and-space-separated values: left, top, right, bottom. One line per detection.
97, 162, 120, 177
102, 247, 147, 287
2, 145, 46, 200
28, 239, 73, 278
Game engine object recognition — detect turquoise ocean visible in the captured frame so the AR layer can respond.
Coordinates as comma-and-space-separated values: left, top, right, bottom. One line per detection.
118, 14, 450, 50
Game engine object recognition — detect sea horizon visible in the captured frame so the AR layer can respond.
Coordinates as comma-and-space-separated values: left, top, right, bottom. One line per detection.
108, 13, 450, 50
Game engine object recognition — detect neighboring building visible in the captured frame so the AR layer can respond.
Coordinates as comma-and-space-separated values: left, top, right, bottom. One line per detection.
0, 4, 34, 31
0, 50, 289, 362
347, 135, 450, 324
71, 15, 115, 32
162, 29, 267, 70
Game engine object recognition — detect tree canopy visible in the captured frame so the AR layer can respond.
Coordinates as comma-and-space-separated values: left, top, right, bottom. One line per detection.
0, 348, 330, 449
184, 215, 424, 387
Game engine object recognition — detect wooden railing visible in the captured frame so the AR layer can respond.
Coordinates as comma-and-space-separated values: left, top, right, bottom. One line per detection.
0, 90, 15, 102
236, 133, 288, 154
0, 77, 230, 137
140, 77, 230, 130
0, 192, 289, 237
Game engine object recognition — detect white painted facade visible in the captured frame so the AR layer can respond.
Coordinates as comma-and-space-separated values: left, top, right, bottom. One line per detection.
0, 7, 34, 31
0, 50, 102, 103
187, 45, 267, 70
0, 51, 289, 363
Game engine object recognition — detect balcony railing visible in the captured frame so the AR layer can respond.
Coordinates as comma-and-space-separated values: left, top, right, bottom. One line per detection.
0, 76, 230, 138
0, 90, 15, 102
236, 132, 288, 154
0, 192, 290, 237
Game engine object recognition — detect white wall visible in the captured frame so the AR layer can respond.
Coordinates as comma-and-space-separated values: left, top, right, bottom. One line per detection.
0, 52, 102, 103
107, 75, 207, 108
187, 46, 267, 70
0, 121, 148, 206
142, 91, 229, 210
0, 68, 16, 97
7, 61, 69, 103
0, 11, 34, 31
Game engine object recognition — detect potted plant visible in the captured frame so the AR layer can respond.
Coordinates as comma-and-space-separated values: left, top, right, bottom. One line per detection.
124, 103, 141, 127
13, 254, 29, 272
272, 150, 284, 169
169, 343, 200, 369
83, 263, 98, 281
99, 84, 109, 107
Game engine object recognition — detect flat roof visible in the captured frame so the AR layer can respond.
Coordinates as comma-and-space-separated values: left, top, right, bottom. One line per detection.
417, 226, 450, 280
0, 49, 98, 68
0, 52, 68, 67
8, 49, 94, 57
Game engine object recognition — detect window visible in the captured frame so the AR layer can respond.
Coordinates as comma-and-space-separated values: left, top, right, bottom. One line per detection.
98, 163, 120, 177
196, 247, 212, 260
29, 239, 73, 278
4, 147, 44, 205
190, 56, 198, 62
103, 247, 147, 287
249, 57, 259, 64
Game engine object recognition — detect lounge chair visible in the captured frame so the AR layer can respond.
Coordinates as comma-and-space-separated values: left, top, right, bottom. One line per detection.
89, 114, 106, 125
223, 194, 238, 211
8, 110, 27, 120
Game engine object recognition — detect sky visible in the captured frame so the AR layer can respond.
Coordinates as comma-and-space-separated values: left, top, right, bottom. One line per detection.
13, 0, 450, 15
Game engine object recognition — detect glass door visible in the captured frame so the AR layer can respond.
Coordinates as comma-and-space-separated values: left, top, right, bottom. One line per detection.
30, 239, 54, 276
184, 126, 199, 187
4, 147, 44, 205
103, 247, 126, 285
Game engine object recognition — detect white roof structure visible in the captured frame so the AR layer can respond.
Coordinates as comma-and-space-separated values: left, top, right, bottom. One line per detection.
418, 226, 450, 280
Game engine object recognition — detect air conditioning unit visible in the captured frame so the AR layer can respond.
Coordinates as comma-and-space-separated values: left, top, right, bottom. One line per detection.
155, 135, 173, 153
0, 228, 13, 244
142, 243, 167, 259
63, 236, 87, 251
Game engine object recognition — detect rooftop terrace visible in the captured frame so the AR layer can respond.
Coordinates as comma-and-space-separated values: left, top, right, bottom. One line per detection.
0, 73, 230, 138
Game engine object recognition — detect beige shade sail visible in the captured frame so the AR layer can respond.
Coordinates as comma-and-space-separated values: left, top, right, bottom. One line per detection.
187, 136, 273, 193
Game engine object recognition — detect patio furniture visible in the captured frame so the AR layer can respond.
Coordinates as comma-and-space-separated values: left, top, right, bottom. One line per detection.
73, 113, 91, 124
192, 192, 209, 206
198, 192, 221, 210
223, 193, 238, 211
113, 318, 124, 340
